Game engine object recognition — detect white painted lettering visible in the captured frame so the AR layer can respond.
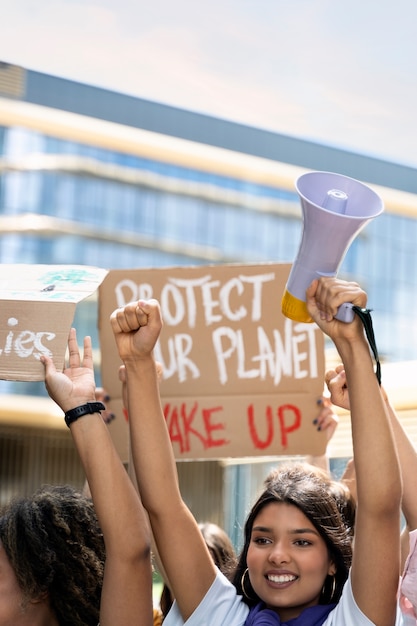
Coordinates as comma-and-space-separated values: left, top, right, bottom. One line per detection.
0, 318, 55, 360
239, 273, 275, 321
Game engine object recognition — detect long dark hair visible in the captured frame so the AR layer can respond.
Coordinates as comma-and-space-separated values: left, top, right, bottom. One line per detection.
231, 463, 352, 607
198, 521, 236, 573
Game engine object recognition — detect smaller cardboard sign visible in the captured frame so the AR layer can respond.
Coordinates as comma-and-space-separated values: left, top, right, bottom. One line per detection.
0, 264, 108, 381
99, 263, 326, 462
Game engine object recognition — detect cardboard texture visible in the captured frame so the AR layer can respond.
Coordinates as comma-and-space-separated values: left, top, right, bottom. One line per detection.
0, 264, 108, 381
99, 263, 326, 461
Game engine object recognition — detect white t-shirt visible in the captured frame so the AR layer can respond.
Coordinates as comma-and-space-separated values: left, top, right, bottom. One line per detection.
163, 570, 248, 626
164, 569, 405, 626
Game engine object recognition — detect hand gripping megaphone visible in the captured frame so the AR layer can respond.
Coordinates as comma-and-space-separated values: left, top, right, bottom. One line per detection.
281, 171, 384, 323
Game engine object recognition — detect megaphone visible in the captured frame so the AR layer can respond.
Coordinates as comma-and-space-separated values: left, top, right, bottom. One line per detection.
281, 171, 384, 323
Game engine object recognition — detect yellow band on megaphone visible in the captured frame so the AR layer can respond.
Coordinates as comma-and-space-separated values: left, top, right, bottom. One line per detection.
281, 289, 313, 323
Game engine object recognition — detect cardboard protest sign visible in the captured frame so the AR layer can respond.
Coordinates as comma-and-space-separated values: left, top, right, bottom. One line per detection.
0, 264, 108, 381
98, 263, 326, 461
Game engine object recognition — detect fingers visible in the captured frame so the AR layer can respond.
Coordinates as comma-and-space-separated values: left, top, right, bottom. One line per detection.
325, 367, 350, 410
82, 336, 94, 369
136, 302, 150, 327
325, 367, 344, 389
306, 277, 367, 329
314, 399, 339, 437
68, 328, 81, 369
326, 368, 347, 392
318, 406, 338, 428
110, 301, 148, 333
40, 352, 56, 377
135, 299, 161, 323
67, 329, 93, 371
110, 298, 162, 334
110, 302, 141, 333
315, 278, 367, 319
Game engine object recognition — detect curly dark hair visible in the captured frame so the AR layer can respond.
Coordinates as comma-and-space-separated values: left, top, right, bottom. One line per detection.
231, 463, 353, 608
0, 484, 105, 626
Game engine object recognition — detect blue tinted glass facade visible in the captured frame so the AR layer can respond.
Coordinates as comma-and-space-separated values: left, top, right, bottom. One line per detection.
1, 123, 417, 389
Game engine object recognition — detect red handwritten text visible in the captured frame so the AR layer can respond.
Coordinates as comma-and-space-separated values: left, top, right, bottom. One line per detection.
164, 402, 229, 453
248, 403, 302, 449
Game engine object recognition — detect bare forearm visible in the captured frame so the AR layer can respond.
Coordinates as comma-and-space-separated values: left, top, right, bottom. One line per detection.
124, 355, 217, 619
385, 399, 417, 530
70, 414, 150, 556
335, 337, 401, 514
124, 356, 183, 515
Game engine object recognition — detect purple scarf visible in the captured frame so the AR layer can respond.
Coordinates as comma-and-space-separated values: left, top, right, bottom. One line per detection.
245, 602, 336, 626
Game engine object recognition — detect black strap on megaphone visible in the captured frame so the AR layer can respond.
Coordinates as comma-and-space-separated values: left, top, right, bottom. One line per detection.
351, 306, 381, 386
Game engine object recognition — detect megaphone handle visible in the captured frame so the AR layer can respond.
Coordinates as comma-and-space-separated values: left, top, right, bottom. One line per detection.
334, 303, 355, 323
333, 303, 381, 384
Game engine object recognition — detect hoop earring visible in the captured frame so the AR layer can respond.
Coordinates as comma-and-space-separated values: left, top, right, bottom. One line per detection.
322, 574, 336, 603
241, 568, 255, 601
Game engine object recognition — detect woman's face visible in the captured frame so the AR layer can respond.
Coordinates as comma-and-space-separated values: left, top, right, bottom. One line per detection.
246, 501, 336, 622
0, 541, 56, 626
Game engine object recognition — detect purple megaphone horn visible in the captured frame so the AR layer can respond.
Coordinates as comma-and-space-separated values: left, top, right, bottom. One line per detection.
281, 171, 384, 323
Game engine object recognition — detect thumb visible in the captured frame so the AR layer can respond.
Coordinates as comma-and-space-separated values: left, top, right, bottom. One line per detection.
327, 370, 349, 408
40, 354, 57, 378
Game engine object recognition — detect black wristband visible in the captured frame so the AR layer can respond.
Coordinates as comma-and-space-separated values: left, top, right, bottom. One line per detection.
64, 402, 106, 428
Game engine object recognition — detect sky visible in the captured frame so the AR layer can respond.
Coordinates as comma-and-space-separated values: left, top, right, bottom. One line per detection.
1, 0, 417, 167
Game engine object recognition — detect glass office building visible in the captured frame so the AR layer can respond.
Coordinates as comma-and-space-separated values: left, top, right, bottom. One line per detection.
1, 62, 417, 541
1, 63, 416, 366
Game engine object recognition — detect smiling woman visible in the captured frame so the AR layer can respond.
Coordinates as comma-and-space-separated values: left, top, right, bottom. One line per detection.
110, 277, 407, 626
234, 465, 351, 622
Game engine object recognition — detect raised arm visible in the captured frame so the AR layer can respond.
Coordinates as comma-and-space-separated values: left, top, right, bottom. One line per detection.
110, 300, 217, 621
306, 278, 402, 626
41, 328, 153, 626
327, 365, 417, 565
380, 392, 417, 549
